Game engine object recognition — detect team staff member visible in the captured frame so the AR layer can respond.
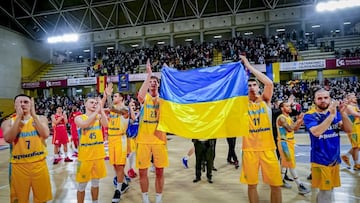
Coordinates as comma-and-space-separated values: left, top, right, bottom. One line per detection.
1, 94, 52, 203
137, 59, 169, 203
240, 55, 283, 203
75, 97, 108, 203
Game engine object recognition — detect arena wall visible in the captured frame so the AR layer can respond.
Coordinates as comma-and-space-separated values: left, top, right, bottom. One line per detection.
0, 26, 50, 117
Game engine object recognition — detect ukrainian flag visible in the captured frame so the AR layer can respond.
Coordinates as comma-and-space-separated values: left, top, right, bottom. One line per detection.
158, 62, 249, 139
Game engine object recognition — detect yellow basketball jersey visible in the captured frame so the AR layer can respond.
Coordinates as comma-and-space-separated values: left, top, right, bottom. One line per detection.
78, 114, 105, 161
242, 100, 275, 151
348, 105, 360, 136
137, 93, 166, 144
276, 114, 295, 143
10, 116, 47, 163
108, 110, 128, 136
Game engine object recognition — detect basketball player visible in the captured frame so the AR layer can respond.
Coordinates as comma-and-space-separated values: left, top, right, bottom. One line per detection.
276, 101, 310, 194
127, 99, 140, 178
341, 92, 360, 170
1, 94, 52, 202
75, 97, 108, 203
239, 55, 283, 203
137, 59, 168, 203
52, 106, 73, 164
303, 89, 352, 203
69, 105, 82, 156
105, 83, 130, 202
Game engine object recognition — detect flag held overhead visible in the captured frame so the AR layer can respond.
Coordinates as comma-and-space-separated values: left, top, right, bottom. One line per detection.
158, 62, 249, 139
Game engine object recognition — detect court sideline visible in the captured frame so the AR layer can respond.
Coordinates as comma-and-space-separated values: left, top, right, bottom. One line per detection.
0, 133, 359, 203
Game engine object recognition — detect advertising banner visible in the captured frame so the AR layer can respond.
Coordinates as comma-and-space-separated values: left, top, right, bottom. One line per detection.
118, 74, 129, 91
22, 79, 67, 89
43, 79, 67, 88
336, 57, 360, 67
280, 59, 326, 71
67, 77, 97, 86
22, 82, 41, 89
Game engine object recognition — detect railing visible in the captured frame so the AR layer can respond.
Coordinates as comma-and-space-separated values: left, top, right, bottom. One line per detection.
0, 111, 14, 124
21, 59, 52, 82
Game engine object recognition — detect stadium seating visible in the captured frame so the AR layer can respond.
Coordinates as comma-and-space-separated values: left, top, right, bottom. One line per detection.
40, 62, 87, 81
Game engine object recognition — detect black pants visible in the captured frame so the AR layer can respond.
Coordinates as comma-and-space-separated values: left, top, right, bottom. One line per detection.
226, 137, 238, 162
193, 139, 215, 180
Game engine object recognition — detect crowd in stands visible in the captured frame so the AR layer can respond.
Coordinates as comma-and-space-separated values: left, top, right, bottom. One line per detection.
30, 77, 360, 125
272, 78, 360, 114
84, 33, 296, 77
35, 95, 86, 120
34, 94, 137, 122
335, 47, 360, 58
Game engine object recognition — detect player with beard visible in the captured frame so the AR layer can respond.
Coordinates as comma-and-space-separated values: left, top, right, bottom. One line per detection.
303, 89, 352, 203
276, 102, 310, 194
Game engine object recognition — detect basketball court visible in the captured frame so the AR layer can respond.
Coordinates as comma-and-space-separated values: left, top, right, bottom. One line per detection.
0, 131, 359, 202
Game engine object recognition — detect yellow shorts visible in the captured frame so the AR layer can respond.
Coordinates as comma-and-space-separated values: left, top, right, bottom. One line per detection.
136, 143, 169, 169
347, 133, 360, 148
127, 138, 137, 154
76, 158, 107, 183
278, 141, 296, 168
311, 163, 340, 190
10, 160, 52, 203
108, 135, 127, 165
240, 150, 282, 186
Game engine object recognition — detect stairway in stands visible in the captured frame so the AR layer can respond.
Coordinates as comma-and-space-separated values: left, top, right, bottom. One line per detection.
39, 62, 87, 81
298, 44, 335, 61
299, 35, 360, 61
318, 35, 360, 50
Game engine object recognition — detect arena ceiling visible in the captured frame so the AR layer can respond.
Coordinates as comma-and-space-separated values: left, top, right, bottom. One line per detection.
0, 0, 315, 41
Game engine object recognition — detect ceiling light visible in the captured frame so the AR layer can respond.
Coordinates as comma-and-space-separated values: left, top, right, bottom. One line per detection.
316, 0, 360, 12
276, 28, 285, 32
214, 35, 222, 39
107, 47, 114, 50
344, 22, 351, 25
312, 25, 321, 28
157, 41, 165, 45
47, 33, 79, 44
185, 38, 193, 42
83, 49, 90, 52
131, 44, 139, 48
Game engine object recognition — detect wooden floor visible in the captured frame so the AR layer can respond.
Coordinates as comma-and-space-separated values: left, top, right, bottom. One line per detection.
0, 132, 360, 203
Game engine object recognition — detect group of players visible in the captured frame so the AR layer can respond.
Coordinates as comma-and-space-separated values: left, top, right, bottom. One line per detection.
1, 55, 360, 203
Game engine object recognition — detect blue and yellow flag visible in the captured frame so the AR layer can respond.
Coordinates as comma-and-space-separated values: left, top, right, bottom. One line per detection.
158, 62, 249, 139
